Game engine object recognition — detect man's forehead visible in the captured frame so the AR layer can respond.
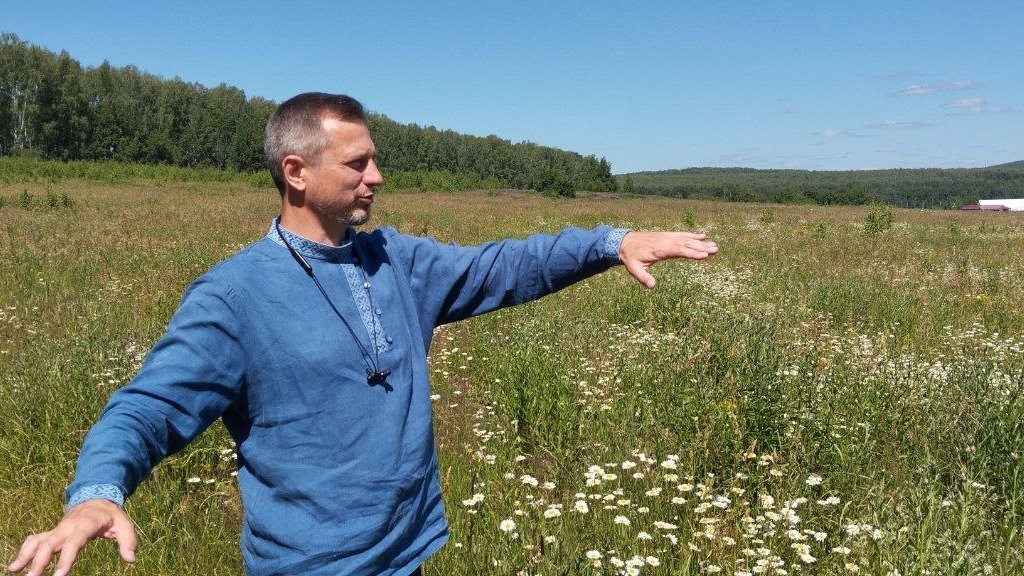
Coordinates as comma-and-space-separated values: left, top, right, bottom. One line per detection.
322, 116, 375, 155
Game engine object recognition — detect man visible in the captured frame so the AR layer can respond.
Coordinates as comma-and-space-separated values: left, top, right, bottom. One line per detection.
8, 93, 718, 576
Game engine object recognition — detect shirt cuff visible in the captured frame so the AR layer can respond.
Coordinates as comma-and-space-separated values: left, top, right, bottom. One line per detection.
603, 228, 630, 263
66, 483, 126, 511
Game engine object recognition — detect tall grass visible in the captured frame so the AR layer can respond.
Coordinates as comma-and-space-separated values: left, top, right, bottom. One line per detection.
1, 179, 1022, 575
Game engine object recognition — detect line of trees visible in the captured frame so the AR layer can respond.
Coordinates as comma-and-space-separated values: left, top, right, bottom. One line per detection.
620, 164, 1024, 209
0, 33, 616, 195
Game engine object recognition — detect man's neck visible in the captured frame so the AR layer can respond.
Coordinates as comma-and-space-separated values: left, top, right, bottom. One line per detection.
278, 211, 348, 246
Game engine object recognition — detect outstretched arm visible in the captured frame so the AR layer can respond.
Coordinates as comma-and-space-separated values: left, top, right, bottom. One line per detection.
619, 231, 719, 288
9, 275, 245, 576
7, 500, 136, 576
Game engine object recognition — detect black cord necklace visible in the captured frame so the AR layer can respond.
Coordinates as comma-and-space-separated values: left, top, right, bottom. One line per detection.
275, 219, 392, 388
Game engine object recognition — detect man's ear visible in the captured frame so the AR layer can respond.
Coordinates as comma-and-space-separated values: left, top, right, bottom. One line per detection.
282, 155, 308, 192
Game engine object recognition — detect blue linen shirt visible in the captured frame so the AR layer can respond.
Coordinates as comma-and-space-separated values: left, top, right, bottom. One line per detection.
67, 222, 628, 575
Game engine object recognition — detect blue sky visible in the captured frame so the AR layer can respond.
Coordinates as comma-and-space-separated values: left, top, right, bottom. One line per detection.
6, 1, 1022, 173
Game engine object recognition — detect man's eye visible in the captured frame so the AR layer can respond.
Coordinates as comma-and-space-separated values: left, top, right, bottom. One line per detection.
349, 160, 369, 171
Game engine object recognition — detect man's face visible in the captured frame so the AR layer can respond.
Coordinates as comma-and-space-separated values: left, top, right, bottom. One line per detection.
304, 117, 383, 228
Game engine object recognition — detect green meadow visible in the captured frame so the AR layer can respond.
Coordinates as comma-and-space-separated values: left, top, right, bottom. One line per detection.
1, 177, 1022, 575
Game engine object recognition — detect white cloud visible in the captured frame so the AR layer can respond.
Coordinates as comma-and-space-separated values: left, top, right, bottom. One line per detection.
813, 129, 839, 138
892, 81, 981, 96
864, 120, 936, 130
943, 98, 1017, 115
947, 97, 985, 108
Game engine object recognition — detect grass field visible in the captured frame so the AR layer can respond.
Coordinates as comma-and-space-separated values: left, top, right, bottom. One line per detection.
1, 180, 1022, 575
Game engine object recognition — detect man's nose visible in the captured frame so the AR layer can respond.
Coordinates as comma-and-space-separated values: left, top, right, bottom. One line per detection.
364, 159, 384, 186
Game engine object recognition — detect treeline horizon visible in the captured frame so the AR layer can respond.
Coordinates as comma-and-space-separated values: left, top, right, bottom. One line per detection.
619, 162, 1024, 209
0, 33, 616, 195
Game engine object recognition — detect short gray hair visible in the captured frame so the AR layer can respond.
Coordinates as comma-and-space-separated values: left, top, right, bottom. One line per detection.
264, 93, 366, 193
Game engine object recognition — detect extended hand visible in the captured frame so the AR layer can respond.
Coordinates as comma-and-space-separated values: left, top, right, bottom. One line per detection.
8, 500, 136, 576
619, 231, 719, 288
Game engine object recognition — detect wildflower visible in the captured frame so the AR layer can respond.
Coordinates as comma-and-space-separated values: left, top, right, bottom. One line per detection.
543, 507, 562, 519
603, 473, 619, 481
645, 487, 663, 497
542, 481, 556, 490
660, 459, 678, 470
844, 524, 861, 536
653, 520, 678, 530
585, 550, 603, 560
622, 460, 637, 470
646, 556, 661, 567
845, 562, 860, 572
705, 565, 722, 573
499, 519, 517, 533
817, 496, 841, 505
637, 531, 653, 540
712, 496, 732, 509
671, 496, 687, 505
614, 515, 631, 526
574, 500, 590, 513
832, 546, 851, 555
805, 474, 823, 486
520, 474, 539, 487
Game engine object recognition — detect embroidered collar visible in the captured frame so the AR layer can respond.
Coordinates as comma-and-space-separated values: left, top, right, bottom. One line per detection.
266, 218, 355, 262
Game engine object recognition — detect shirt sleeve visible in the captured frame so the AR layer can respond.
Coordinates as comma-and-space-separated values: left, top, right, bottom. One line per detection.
387, 226, 629, 328
65, 274, 246, 507
66, 483, 126, 511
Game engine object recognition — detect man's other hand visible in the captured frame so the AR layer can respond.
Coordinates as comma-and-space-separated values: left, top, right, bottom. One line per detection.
7, 500, 136, 576
619, 231, 719, 288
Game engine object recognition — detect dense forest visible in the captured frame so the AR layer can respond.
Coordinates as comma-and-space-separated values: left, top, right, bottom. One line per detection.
620, 162, 1024, 209
0, 33, 616, 194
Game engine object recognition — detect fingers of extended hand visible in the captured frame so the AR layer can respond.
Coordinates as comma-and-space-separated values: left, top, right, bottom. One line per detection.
621, 231, 718, 265
52, 531, 93, 576
676, 236, 718, 259
8, 505, 127, 576
624, 259, 657, 288
20, 531, 60, 576
647, 236, 717, 262
9, 527, 88, 576
109, 516, 138, 563
8, 533, 41, 572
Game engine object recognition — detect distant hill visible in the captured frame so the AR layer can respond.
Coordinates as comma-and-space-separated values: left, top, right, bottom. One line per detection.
617, 163, 1024, 209
987, 160, 1024, 170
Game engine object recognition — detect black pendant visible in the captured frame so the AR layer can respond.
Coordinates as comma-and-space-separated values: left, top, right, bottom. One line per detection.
367, 369, 393, 391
